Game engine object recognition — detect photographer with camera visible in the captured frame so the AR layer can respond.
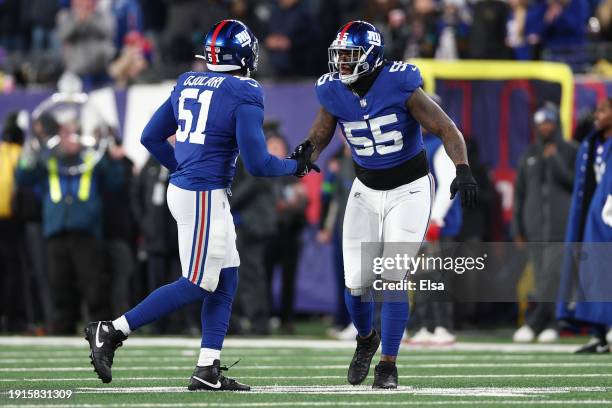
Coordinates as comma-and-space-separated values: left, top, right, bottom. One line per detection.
15, 102, 125, 334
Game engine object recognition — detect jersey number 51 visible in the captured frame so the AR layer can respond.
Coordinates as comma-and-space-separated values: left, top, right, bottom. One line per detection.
176, 88, 213, 144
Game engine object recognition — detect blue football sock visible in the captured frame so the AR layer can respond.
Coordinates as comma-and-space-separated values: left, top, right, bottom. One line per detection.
125, 277, 207, 330
344, 288, 374, 338
201, 267, 238, 350
381, 299, 409, 357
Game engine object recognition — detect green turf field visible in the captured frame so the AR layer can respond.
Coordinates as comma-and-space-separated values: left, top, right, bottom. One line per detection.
0, 337, 610, 407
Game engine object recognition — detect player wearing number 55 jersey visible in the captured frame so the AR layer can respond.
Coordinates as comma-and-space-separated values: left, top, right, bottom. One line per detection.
291, 21, 478, 389
84, 20, 317, 392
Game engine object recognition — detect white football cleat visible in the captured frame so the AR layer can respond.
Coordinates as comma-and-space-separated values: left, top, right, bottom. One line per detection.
408, 327, 434, 345
513, 325, 535, 343
430, 326, 457, 346
536, 328, 559, 343
337, 323, 359, 341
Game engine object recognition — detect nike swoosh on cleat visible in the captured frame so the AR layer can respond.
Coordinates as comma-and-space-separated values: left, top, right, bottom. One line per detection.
596, 345, 609, 353
192, 375, 222, 389
95, 322, 104, 348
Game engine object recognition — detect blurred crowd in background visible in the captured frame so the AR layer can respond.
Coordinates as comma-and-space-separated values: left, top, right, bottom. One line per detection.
0, 97, 602, 346
0, 0, 610, 344
0, 0, 611, 91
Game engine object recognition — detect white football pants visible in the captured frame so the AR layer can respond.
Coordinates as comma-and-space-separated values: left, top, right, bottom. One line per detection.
342, 174, 434, 290
166, 183, 240, 292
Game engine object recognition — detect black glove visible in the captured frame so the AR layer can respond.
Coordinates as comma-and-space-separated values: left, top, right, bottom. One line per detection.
450, 164, 478, 209
289, 140, 320, 178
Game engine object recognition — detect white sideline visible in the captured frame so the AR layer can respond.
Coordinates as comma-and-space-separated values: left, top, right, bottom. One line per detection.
1, 373, 612, 383
3, 401, 612, 408
2, 385, 608, 396
2, 362, 612, 372
0, 336, 581, 352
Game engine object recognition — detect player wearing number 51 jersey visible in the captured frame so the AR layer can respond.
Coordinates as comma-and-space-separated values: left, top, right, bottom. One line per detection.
291, 21, 478, 389
84, 20, 317, 392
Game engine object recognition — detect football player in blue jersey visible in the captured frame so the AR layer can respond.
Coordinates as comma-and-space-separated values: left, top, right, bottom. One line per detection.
84, 20, 318, 391
291, 21, 478, 389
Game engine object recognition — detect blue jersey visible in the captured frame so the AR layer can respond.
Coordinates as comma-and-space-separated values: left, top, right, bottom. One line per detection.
315, 61, 424, 170
169, 71, 264, 191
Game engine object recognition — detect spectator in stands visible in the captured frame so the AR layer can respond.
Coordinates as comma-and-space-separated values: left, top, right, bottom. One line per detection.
230, 157, 277, 335
111, 0, 143, 50
362, 0, 409, 61
404, 0, 440, 58
264, 132, 308, 334
318, 143, 355, 340
158, 0, 226, 78
507, 0, 533, 60
56, 0, 115, 89
596, 0, 612, 41
512, 103, 577, 344
15, 118, 125, 334
526, 0, 589, 54
458, 138, 497, 243
23, 0, 60, 54
435, 0, 471, 60
102, 133, 136, 318
0, 0, 26, 52
0, 112, 27, 332
108, 31, 152, 88
264, 0, 320, 77
468, 0, 513, 59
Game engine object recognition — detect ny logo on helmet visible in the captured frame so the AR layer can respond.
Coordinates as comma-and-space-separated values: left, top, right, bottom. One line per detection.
367, 31, 381, 46
235, 30, 251, 47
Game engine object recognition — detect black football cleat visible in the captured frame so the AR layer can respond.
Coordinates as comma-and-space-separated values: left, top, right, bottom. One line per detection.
372, 361, 398, 389
575, 338, 610, 354
347, 329, 381, 385
84, 321, 127, 383
188, 359, 251, 391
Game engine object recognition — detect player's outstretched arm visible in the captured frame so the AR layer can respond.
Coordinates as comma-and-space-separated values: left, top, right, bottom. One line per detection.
140, 97, 179, 172
406, 88, 478, 208
235, 104, 298, 177
304, 106, 338, 162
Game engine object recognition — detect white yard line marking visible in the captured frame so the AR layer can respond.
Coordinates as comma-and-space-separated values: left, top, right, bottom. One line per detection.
0, 336, 582, 352
1, 373, 611, 382
3, 401, 612, 408
2, 362, 611, 372
2, 354, 606, 365
5, 384, 595, 397
1, 385, 598, 397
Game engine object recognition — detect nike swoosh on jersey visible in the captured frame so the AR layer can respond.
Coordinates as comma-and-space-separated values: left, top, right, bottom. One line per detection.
95, 322, 104, 348
192, 375, 222, 389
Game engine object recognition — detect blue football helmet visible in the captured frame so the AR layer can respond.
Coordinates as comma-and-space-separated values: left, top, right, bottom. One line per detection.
328, 21, 385, 85
198, 19, 259, 75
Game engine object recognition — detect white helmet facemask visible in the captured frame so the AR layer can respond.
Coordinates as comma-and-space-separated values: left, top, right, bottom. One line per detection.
328, 44, 375, 85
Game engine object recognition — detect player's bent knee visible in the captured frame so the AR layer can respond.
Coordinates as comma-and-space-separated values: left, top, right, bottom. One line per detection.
201, 277, 220, 293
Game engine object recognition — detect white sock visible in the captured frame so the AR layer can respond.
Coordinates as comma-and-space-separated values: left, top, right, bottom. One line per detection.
197, 348, 221, 367
112, 316, 131, 336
